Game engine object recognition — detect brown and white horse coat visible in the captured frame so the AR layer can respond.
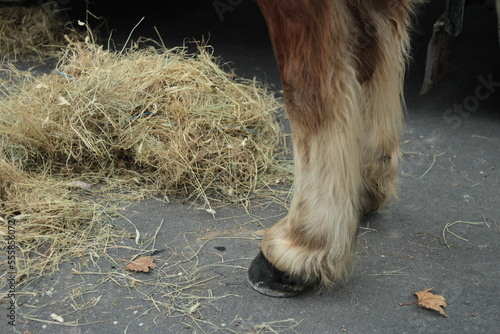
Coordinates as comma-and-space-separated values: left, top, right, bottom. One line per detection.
248, 0, 414, 296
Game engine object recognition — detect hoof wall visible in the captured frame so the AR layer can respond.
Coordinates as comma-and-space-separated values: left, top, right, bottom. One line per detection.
247, 251, 305, 297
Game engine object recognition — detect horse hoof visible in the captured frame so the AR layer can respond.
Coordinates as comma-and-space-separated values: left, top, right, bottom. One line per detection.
247, 251, 305, 297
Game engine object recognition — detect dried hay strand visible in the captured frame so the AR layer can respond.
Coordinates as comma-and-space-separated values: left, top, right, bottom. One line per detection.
0, 2, 75, 62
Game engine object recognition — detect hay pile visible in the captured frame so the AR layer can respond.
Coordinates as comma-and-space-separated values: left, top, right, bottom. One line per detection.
0, 37, 289, 281
0, 2, 74, 62
1, 38, 286, 202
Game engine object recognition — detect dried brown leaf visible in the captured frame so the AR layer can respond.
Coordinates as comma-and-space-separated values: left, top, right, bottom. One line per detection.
414, 287, 448, 317
125, 256, 157, 273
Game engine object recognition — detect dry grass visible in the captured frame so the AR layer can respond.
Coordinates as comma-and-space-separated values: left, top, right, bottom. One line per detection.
1, 37, 288, 204
0, 7, 292, 331
13, 229, 299, 332
0, 161, 122, 282
0, 2, 76, 62
442, 220, 488, 248
0, 36, 289, 285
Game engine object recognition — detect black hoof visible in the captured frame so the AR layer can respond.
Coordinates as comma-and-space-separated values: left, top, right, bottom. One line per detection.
247, 251, 305, 297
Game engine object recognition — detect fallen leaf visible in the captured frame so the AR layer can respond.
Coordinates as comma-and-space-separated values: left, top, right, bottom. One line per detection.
414, 287, 448, 317
125, 256, 157, 273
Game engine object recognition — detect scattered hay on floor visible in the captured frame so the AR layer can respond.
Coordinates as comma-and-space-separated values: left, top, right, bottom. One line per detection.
15, 229, 300, 332
0, 37, 289, 284
0, 2, 77, 62
0, 161, 124, 286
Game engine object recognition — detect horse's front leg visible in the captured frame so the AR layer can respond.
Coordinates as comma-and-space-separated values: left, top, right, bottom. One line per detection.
248, 0, 412, 297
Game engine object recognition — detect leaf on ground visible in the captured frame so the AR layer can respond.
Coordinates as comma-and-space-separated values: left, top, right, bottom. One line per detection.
414, 287, 448, 317
125, 256, 157, 273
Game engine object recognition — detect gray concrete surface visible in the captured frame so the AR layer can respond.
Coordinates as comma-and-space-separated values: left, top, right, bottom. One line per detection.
4, 1, 500, 333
